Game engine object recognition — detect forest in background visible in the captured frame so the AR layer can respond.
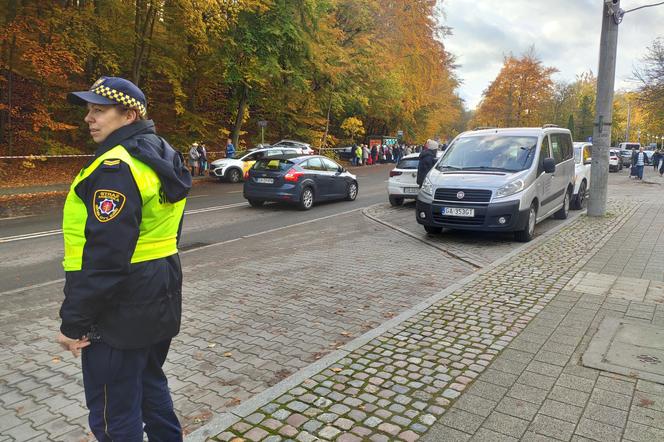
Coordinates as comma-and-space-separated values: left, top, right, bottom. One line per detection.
0, 0, 462, 156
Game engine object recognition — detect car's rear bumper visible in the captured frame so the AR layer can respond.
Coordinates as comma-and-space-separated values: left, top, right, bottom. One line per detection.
388, 181, 419, 198
244, 183, 300, 202
415, 199, 529, 232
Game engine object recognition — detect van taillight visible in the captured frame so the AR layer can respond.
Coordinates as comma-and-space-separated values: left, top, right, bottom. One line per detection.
284, 168, 304, 182
390, 171, 402, 177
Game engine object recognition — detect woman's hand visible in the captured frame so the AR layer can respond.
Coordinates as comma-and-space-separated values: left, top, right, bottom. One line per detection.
57, 332, 91, 357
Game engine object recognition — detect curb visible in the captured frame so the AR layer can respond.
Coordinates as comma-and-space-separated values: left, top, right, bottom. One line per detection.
187, 206, 587, 441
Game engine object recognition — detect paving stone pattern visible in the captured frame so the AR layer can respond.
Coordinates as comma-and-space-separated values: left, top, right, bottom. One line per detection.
365, 203, 562, 268
212, 202, 639, 441
425, 202, 664, 442
584, 202, 664, 281
0, 212, 474, 440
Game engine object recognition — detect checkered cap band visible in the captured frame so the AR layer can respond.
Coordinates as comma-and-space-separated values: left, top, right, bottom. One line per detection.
91, 85, 147, 117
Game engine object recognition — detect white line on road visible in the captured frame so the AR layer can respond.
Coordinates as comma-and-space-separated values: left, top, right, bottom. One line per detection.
0, 206, 364, 296
0, 202, 249, 243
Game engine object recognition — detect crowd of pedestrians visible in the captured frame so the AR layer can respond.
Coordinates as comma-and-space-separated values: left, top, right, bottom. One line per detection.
187, 142, 208, 176
349, 143, 426, 166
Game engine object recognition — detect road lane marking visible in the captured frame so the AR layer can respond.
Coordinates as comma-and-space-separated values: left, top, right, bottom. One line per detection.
1, 207, 364, 296
187, 195, 209, 199
0, 202, 249, 243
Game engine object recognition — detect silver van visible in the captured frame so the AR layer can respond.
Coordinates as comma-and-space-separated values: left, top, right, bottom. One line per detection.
416, 127, 575, 242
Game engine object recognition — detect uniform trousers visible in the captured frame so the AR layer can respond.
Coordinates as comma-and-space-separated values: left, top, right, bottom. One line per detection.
82, 339, 182, 441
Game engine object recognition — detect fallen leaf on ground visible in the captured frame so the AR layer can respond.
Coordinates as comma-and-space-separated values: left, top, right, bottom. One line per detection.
52, 357, 61, 364
638, 398, 655, 408
331, 367, 342, 373
224, 352, 233, 357
207, 343, 216, 348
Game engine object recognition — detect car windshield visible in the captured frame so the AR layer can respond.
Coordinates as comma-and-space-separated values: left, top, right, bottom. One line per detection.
437, 135, 538, 172
396, 159, 419, 170
253, 159, 294, 171
233, 151, 248, 159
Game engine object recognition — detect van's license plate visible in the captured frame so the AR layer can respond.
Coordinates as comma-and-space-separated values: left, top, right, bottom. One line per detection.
256, 178, 274, 184
442, 207, 474, 217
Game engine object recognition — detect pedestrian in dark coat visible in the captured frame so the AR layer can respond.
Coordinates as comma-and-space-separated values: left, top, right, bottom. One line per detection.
60, 76, 190, 441
417, 139, 439, 186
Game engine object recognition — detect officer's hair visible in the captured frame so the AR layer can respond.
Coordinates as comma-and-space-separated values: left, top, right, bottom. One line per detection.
116, 105, 147, 121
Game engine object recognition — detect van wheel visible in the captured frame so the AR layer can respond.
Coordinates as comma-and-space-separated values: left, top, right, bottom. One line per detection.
389, 195, 404, 206
424, 225, 442, 234
515, 204, 537, 242
554, 190, 571, 219
248, 199, 264, 207
299, 187, 314, 210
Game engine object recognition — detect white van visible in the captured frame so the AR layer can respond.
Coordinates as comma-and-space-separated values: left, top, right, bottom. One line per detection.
416, 127, 575, 242
618, 142, 641, 151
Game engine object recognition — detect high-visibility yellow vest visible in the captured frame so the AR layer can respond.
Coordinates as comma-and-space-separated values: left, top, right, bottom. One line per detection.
62, 145, 186, 271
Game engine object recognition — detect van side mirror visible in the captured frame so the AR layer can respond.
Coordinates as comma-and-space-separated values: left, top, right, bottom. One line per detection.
543, 158, 556, 174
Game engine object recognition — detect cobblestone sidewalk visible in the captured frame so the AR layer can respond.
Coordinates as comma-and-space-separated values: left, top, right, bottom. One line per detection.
0, 211, 475, 441
205, 201, 643, 441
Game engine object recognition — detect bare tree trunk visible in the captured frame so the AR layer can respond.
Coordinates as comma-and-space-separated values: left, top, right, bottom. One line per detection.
320, 93, 333, 149
6, 35, 16, 155
132, 0, 156, 86
231, 84, 248, 147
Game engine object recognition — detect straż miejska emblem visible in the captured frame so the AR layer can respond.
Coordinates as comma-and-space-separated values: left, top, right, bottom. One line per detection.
93, 189, 126, 222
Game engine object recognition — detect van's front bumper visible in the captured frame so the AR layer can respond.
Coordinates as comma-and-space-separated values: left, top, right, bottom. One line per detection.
415, 199, 530, 232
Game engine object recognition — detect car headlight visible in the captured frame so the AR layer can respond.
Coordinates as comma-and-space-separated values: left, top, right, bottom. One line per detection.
495, 179, 525, 198
421, 177, 433, 196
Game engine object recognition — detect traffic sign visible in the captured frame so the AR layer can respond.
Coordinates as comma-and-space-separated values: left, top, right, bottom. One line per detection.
258, 120, 268, 128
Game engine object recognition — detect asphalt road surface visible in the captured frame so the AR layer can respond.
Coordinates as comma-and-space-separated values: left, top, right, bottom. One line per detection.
0, 164, 395, 293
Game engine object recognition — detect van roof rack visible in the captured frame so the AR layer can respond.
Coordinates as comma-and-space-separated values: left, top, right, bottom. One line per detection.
542, 124, 559, 128
472, 126, 496, 131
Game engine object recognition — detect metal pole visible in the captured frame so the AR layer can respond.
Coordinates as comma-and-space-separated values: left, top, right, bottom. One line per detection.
261, 126, 264, 145
588, 0, 621, 217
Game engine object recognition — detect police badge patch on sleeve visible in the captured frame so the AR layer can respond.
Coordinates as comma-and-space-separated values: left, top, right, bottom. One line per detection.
93, 189, 126, 222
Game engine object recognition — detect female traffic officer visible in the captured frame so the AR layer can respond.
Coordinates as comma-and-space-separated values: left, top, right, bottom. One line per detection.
57, 76, 191, 441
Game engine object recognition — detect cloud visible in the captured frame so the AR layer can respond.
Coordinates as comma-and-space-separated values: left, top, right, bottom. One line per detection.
440, 0, 664, 109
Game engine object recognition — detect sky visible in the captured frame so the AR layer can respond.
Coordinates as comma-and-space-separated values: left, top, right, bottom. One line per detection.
439, 0, 664, 110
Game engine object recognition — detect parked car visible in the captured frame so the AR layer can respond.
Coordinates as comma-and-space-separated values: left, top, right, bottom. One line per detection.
416, 126, 575, 242
387, 152, 442, 206
572, 142, 592, 209
244, 155, 358, 210
609, 149, 622, 172
619, 149, 632, 167
209, 147, 302, 183
272, 139, 315, 155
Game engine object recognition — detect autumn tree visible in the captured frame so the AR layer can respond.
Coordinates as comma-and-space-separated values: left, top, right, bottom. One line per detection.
472, 49, 557, 128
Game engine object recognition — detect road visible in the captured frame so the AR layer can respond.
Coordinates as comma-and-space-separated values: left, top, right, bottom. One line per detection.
0, 164, 394, 293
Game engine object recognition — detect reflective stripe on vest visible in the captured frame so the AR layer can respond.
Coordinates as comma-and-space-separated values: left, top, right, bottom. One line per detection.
62, 145, 186, 271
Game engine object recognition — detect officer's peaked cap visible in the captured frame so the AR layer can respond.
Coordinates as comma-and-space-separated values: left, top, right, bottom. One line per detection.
68, 76, 147, 117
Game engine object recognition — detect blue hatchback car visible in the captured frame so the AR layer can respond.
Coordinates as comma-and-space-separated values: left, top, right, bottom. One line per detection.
243, 155, 359, 210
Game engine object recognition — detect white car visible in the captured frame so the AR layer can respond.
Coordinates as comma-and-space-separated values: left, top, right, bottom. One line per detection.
609, 149, 622, 172
572, 142, 592, 209
387, 152, 442, 206
210, 147, 302, 183
272, 139, 315, 155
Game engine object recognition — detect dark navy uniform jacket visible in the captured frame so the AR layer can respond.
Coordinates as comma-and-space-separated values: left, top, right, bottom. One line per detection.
59, 121, 192, 349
